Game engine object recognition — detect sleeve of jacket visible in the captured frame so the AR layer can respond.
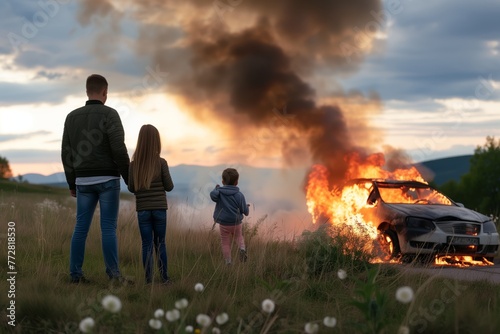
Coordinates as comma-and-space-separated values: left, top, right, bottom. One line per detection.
161, 158, 174, 192
61, 117, 76, 190
239, 193, 249, 216
127, 161, 135, 193
106, 109, 130, 184
210, 187, 220, 202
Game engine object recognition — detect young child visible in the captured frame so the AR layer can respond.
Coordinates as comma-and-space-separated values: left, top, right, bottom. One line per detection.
210, 168, 250, 265
128, 124, 174, 284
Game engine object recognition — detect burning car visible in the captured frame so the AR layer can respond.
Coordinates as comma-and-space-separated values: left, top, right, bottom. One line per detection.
345, 178, 500, 263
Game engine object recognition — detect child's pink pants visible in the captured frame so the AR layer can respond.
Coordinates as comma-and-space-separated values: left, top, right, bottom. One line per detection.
219, 224, 245, 263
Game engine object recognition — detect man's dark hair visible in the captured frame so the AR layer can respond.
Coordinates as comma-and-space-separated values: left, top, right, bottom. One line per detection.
86, 74, 108, 94
222, 168, 239, 186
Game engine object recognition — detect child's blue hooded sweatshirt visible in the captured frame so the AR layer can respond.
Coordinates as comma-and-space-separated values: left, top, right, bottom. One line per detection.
210, 185, 249, 225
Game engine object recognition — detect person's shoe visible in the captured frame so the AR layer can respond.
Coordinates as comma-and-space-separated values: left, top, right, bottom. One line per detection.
70, 276, 91, 284
239, 249, 248, 262
109, 276, 135, 286
161, 279, 174, 286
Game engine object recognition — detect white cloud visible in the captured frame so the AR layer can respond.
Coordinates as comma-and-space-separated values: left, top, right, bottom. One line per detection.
1, 0, 499, 174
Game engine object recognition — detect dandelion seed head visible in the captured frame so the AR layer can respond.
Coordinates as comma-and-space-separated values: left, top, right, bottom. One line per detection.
337, 269, 347, 280
305, 322, 319, 334
101, 294, 122, 313
212, 327, 221, 334
194, 283, 205, 292
79, 317, 95, 333
323, 316, 337, 328
196, 314, 212, 327
396, 286, 414, 304
261, 299, 275, 313
216, 312, 229, 325
149, 318, 163, 330
398, 325, 410, 334
166, 309, 181, 322
175, 298, 189, 309
185, 325, 194, 332
154, 308, 164, 318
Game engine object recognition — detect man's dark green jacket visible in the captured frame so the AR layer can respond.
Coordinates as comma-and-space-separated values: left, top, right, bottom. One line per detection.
61, 100, 130, 190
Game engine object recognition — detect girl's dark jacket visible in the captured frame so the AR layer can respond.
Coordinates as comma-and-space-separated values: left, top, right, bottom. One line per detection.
128, 158, 174, 211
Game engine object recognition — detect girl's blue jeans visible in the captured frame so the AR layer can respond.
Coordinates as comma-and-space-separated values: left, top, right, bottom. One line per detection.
137, 209, 169, 283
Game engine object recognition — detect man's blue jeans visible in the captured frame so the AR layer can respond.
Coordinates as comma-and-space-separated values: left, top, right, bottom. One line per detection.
137, 210, 169, 283
70, 179, 121, 279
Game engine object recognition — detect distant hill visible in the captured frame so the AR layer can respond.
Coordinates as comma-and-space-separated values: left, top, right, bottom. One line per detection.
414, 155, 472, 185
15, 156, 473, 199
16, 165, 308, 213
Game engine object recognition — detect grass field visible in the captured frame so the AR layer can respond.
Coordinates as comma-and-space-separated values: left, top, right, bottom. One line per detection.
1, 181, 500, 333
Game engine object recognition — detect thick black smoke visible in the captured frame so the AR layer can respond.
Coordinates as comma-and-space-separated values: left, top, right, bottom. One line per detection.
79, 0, 385, 186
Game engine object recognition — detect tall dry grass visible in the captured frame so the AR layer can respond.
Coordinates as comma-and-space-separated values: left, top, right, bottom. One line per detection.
0, 189, 500, 333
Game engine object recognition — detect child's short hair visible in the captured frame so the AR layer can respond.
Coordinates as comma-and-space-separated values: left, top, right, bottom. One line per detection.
222, 168, 239, 185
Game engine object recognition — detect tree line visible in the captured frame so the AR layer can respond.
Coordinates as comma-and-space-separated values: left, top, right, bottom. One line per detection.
438, 136, 500, 217
0, 155, 13, 180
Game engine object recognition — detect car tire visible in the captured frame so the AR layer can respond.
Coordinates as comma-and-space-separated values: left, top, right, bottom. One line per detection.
377, 229, 400, 261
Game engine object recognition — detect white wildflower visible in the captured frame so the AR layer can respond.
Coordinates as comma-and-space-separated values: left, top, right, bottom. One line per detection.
398, 325, 410, 334
101, 294, 122, 313
304, 322, 319, 334
323, 316, 337, 328
166, 309, 181, 322
337, 269, 347, 280
185, 325, 194, 332
149, 318, 163, 330
78, 317, 95, 333
154, 308, 164, 318
216, 312, 229, 325
175, 298, 189, 309
396, 286, 414, 304
196, 313, 212, 327
194, 283, 205, 292
261, 299, 275, 313
212, 327, 221, 334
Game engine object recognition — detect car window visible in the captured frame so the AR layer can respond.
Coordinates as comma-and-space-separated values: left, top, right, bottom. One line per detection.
378, 185, 452, 205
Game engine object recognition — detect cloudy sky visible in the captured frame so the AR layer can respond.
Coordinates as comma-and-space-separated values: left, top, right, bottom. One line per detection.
0, 0, 499, 177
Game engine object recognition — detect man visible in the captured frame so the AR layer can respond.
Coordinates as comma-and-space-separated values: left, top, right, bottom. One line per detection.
61, 74, 130, 284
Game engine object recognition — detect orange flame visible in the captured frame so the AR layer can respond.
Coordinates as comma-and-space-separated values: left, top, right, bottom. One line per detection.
306, 152, 425, 229
305, 152, 491, 266
435, 256, 493, 267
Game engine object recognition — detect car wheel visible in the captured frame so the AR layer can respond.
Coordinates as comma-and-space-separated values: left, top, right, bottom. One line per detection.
377, 229, 400, 261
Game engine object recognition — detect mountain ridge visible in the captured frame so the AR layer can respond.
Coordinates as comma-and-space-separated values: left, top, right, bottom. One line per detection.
18, 155, 472, 187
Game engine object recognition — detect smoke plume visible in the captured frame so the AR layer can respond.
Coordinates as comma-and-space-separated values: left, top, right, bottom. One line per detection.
79, 0, 388, 186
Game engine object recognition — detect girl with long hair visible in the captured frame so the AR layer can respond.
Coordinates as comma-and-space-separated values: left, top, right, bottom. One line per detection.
128, 124, 174, 284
